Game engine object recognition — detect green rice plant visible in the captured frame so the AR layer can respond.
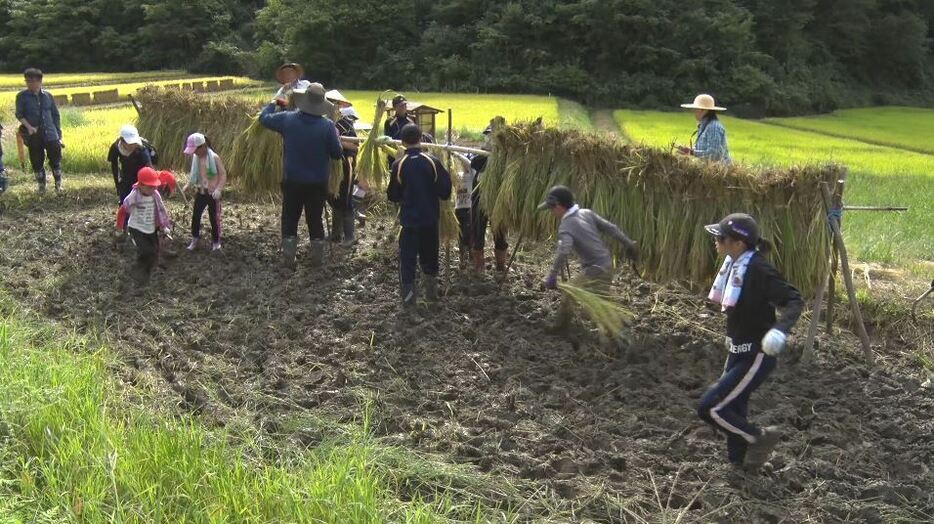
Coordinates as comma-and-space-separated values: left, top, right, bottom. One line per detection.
558, 282, 634, 336
482, 121, 839, 295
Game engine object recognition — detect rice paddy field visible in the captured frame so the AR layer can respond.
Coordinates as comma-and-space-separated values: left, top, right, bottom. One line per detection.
228, 88, 565, 134
615, 110, 934, 267
0, 71, 191, 90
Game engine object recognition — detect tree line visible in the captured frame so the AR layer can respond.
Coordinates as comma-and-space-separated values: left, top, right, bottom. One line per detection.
1, 0, 932, 115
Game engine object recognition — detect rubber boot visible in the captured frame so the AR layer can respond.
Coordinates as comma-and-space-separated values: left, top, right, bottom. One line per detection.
281, 236, 298, 270
309, 239, 326, 267
472, 249, 485, 272
53, 170, 63, 193
401, 281, 417, 308
495, 249, 508, 272
744, 426, 783, 468
329, 208, 343, 242
36, 170, 47, 194
340, 211, 356, 247
424, 275, 439, 301
458, 244, 470, 269
0, 170, 7, 194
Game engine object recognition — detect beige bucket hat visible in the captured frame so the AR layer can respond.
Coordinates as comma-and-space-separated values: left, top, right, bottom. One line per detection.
680, 94, 726, 111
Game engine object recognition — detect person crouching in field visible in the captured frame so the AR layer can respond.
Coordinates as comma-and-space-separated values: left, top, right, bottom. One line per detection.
116, 167, 171, 285
183, 133, 227, 252
540, 185, 639, 335
387, 124, 452, 307
698, 213, 803, 470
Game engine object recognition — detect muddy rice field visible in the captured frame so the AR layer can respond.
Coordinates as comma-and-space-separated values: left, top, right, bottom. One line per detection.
1, 177, 932, 522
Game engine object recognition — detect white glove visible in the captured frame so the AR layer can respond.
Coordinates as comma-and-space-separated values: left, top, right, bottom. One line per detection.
211, 188, 221, 200
761, 329, 787, 356
376, 135, 393, 145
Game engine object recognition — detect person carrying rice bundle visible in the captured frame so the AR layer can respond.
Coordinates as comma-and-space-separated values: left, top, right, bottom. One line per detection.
260, 84, 343, 269
697, 213, 803, 470
540, 185, 639, 334
273, 63, 311, 110
469, 123, 508, 272
326, 91, 360, 247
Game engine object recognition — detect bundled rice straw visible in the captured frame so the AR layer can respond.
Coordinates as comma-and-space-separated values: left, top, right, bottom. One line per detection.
438, 150, 462, 245
558, 282, 634, 336
483, 121, 839, 295
136, 86, 255, 171
228, 118, 282, 194
356, 95, 391, 191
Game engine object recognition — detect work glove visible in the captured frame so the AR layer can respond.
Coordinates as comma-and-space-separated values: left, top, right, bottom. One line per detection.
544, 274, 558, 290
761, 329, 787, 356
212, 188, 221, 200
160, 227, 172, 236
376, 135, 393, 146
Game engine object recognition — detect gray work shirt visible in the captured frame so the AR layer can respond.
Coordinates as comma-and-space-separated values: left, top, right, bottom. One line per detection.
549, 206, 633, 279
15, 89, 62, 142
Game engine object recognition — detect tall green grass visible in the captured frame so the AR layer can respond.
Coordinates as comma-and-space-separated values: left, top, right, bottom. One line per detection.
765, 107, 934, 155
615, 110, 934, 264
0, 297, 505, 522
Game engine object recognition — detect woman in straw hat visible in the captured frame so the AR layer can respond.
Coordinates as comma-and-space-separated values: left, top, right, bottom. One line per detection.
677, 94, 732, 164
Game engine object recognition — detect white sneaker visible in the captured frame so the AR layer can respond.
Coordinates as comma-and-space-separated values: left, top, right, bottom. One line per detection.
187, 238, 199, 251
211, 242, 222, 251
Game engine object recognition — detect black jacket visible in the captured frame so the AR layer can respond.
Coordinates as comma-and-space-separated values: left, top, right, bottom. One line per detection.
726, 252, 803, 348
387, 147, 452, 227
384, 115, 416, 139
108, 141, 152, 193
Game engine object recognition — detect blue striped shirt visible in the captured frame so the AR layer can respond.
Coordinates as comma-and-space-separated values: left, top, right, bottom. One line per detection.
694, 118, 731, 164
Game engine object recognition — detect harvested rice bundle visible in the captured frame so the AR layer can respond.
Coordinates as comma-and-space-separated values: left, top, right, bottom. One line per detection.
558, 282, 634, 337
356, 95, 392, 191
227, 118, 282, 194
483, 121, 838, 295
438, 151, 462, 246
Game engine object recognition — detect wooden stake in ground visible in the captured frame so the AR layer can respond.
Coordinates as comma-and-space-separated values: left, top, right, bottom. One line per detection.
820, 181, 873, 364
802, 268, 829, 364
825, 175, 846, 333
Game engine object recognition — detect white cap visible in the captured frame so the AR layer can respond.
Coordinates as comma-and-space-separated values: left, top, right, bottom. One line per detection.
340, 107, 360, 120
184, 132, 206, 155
119, 124, 142, 146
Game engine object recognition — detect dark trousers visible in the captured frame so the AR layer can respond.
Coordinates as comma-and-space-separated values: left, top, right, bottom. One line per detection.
129, 227, 159, 278
192, 192, 221, 242
455, 208, 472, 251
26, 133, 62, 180
470, 196, 507, 251
697, 352, 776, 464
399, 223, 440, 284
281, 181, 327, 240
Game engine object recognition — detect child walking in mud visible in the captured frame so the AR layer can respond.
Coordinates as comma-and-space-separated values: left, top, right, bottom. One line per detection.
183, 132, 227, 252
116, 167, 172, 285
697, 213, 803, 470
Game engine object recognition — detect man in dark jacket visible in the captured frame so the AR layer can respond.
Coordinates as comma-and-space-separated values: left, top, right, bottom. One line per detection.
260, 83, 343, 269
15, 68, 63, 193
384, 95, 415, 139
387, 124, 452, 307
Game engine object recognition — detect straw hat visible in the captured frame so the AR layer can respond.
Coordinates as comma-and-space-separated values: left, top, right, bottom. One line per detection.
293, 83, 334, 116
276, 63, 305, 84
325, 89, 352, 106
680, 94, 726, 111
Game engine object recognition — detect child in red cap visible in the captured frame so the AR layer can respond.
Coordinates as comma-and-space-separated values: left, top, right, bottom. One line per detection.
116, 167, 172, 284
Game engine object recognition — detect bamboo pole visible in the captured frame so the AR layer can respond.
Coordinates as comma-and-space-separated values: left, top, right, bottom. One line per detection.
842, 206, 908, 212
343, 137, 489, 156
825, 175, 846, 332
820, 181, 873, 364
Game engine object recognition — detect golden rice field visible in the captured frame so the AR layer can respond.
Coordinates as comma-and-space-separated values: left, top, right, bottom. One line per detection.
0, 71, 191, 89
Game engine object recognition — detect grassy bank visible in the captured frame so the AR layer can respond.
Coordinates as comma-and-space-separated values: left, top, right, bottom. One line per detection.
614, 110, 934, 265
0, 296, 509, 522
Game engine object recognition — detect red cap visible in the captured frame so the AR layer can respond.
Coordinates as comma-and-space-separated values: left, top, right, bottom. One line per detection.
158, 170, 177, 192
136, 167, 161, 187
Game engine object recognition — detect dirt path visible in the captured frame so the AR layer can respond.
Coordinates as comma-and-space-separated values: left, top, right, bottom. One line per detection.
1, 180, 932, 522
591, 109, 626, 140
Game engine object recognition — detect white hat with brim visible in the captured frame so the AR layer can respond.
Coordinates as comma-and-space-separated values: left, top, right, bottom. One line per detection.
340, 107, 360, 120
326, 89, 352, 106
680, 94, 726, 111
293, 83, 334, 116
119, 124, 143, 146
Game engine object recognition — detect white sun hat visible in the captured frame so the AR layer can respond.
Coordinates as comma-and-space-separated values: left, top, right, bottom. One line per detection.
680, 94, 726, 111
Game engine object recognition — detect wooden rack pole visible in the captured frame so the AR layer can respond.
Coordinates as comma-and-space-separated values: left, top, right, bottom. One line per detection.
820, 181, 874, 364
